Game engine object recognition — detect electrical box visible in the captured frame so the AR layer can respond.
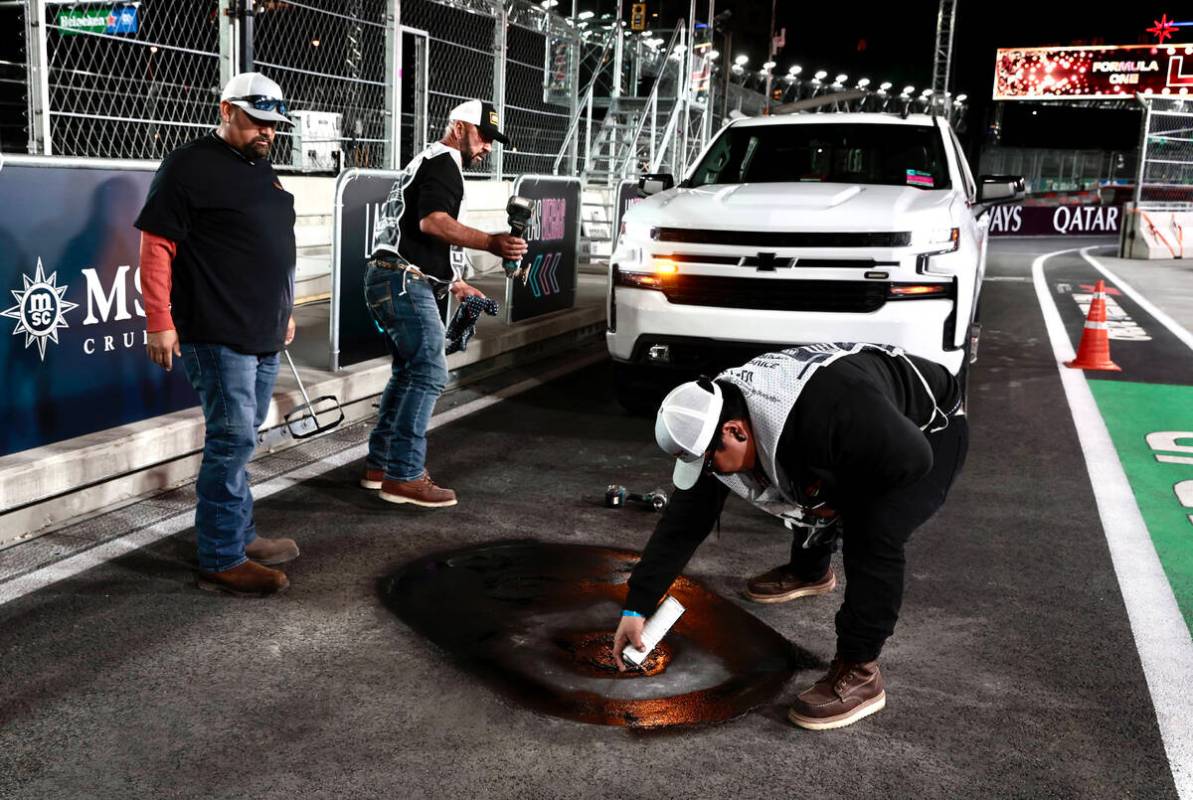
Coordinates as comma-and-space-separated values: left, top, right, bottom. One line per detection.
290, 110, 342, 172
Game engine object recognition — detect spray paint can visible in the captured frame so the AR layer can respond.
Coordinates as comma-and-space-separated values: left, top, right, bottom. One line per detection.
622, 596, 686, 667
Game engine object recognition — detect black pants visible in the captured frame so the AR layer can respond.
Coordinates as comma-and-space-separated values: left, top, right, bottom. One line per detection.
789, 415, 970, 662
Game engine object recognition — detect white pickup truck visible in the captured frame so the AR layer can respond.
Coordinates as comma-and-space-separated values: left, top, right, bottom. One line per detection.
607, 112, 1023, 411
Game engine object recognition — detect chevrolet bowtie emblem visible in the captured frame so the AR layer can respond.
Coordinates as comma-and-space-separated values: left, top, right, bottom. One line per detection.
755, 252, 778, 271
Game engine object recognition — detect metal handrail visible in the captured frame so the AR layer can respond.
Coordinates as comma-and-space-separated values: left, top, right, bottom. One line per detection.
551, 34, 613, 175
617, 24, 683, 179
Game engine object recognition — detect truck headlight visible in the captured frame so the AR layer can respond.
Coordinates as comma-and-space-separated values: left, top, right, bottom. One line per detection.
918, 226, 960, 253
614, 222, 658, 272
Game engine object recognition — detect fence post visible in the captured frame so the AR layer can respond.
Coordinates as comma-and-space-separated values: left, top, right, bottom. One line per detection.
24, 0, 50, 155
218, 0, 236, 86
567, 30, 579, 176
385, 0, 400, 169
1134, 95, 1152, 208
492, 0, 507, 180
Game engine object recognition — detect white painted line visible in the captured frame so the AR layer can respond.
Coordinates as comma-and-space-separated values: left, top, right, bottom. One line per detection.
1033, 246, 1193, 799
983, 275, 1032, 282
0, 350, 607, 606
1081, 246, 1193, 355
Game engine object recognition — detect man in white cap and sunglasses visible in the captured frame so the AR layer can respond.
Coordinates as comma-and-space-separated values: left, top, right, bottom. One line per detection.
135, 72, 299, 596
359, 99, 527, 508
612, 343, 969, 730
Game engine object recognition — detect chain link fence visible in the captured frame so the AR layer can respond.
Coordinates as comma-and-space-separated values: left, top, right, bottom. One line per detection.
504, 0, 575, 177
1136, 97, 1193, 209
255, 0, 392, 171
398, 0, 496, 176
0, 2, 28, 153
980, 146, 1135, 197
44, 1, 220, 160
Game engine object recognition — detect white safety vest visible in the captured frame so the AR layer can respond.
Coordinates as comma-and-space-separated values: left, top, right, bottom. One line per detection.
714, 343, 947, 527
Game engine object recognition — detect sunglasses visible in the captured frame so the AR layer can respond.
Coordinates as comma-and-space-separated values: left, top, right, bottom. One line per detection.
232, 95, 288, 117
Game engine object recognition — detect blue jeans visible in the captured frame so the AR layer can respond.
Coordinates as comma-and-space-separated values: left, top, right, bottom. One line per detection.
364, 264, 449, 482
181, 343, 279, 573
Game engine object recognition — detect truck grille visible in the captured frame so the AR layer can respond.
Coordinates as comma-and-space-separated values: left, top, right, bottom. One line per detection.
655, 228, 912, 248
660, 275, 887, 313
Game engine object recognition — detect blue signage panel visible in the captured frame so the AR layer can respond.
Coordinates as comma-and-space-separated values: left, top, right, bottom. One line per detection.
0, 162, 194, 457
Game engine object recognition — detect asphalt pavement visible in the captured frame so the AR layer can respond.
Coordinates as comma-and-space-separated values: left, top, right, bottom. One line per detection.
0, 237, 1182, 800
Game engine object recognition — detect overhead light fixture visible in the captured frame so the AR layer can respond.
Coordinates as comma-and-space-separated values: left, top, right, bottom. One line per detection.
920, 88, 933, 97
734, 54, 749, 66
879, 81, 892, 90
814, 70, 828, 80
903, 85, 915, 95
788, 65, 802, 76
955, 93, 968, 102
762, 60, 776, 70
577, 10, 594, 19
835, 73, 848, 84
708, 50, 720, 60
857, 77, 870, 88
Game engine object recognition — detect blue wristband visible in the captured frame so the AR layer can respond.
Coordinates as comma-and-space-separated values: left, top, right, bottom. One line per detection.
621, 609, 644, 618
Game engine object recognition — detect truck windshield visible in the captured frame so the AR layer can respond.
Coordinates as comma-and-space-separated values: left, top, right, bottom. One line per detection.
687, 122, 951, 191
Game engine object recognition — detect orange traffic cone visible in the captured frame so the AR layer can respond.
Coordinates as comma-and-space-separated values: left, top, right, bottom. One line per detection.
1065, 279, 1121, 371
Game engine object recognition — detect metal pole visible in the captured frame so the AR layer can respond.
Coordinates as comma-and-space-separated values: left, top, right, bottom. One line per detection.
238, 0, 253, 71
684, 0, 695, 169
703, 0, 715, 147
1134, 95, 1152, 208
218, 0, 236, 87
568, 0, 579, 175
764, 0, 775, 114
24, 0, 51, 155
612, 0, 623, 98
492, 0, 506, 179
385, 0, 400, 169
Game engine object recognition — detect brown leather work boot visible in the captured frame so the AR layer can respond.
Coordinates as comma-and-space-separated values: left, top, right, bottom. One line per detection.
787, 658, 886, 731
196, 561, 289, 597
244, 536, 300, 566
360, 468, 384, 490
744, 565, 836, 604
379, 471, 457, 508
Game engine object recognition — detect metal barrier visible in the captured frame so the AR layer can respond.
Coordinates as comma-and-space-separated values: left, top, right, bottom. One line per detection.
980, 146, 1135, 196
1135, 96, 1193, 210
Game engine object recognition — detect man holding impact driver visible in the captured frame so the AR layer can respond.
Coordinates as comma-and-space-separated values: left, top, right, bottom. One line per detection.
360, 99, 527, 507
613, 343, 968, 730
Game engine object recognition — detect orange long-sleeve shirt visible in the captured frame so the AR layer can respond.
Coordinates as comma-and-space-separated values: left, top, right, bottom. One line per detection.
139, 230, 177, 332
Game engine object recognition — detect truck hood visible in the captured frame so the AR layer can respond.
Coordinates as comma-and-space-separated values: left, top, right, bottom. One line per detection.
627, 183, 956, 232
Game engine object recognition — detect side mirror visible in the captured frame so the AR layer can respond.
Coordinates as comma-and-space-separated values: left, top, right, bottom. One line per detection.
639, 173, 675, 196
977, 174, 1025, 204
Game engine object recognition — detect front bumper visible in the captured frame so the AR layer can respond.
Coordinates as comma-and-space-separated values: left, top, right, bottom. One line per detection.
607, 287, 963, 374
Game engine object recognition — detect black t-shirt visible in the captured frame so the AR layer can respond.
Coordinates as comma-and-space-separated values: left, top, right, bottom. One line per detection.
371, 143, 465, 282
135, 132, 296, 354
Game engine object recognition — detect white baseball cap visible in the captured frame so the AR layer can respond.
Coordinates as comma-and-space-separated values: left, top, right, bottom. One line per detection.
220, 72, 291, 125
655, 378, 724, 490
448, 99, 510, 145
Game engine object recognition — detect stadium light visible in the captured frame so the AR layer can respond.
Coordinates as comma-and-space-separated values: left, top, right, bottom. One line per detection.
857, 77, 870, 88
708, 50, 720, 60
577, 10, 594, 19
788, 64, 802, 76
540, 0, 558, 7
920, 88, 933, 97
879, 81, 892, 91
835, 73, 848, 84
814, 70, 828, 80
903, 85, 915, 95
762, 61, 776, 70
955, 93, 968, 102
734, 54, 749, 66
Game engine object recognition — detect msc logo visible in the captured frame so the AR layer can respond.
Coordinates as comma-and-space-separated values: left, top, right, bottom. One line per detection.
2, 258, 78, 361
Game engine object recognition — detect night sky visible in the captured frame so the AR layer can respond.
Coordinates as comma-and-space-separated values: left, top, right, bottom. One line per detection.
585, 0, 1186, 151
